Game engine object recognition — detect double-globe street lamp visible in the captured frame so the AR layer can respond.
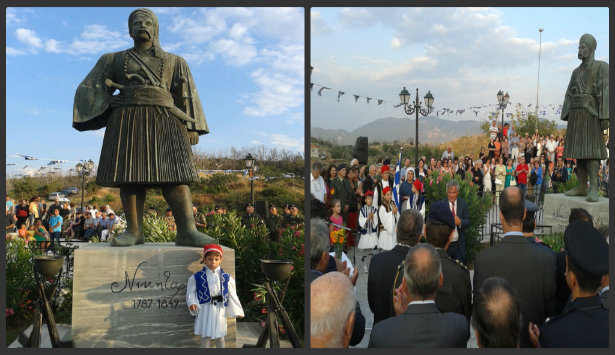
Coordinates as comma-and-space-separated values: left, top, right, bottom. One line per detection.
244, 153, 255, 204
75, 160, 94, 213
497, 90, 510, 129
399, 87, 435, 165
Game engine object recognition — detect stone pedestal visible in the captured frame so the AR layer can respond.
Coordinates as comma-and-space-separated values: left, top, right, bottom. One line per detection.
542, 193, 609, 233
72, 243, 236, 348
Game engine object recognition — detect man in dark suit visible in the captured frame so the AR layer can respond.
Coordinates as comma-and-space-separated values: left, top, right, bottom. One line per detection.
473, 187, 556, 348
424, 200, 472, 321
367, 209, 423, 325
529, 220, 609, 348
444, 180, 470, 264
368, 243, 469, 348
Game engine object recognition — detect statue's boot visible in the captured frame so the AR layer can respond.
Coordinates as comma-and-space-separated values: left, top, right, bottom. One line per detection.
565, 160, 587, 196
163, 184, 216, 247
586, 160, 600, 202
110, 186, 145, 247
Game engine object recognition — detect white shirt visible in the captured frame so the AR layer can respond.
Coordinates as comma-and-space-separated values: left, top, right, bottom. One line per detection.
310, 174, 326, 203
449, 200, 459, 242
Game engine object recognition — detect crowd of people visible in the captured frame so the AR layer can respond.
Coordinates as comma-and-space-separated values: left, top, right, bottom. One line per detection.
310, 122, 609, 270
310, 186, 609, 348
5, 195, 123, 250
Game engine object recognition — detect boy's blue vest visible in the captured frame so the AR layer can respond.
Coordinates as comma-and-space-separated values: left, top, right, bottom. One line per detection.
194, 267, 230, 307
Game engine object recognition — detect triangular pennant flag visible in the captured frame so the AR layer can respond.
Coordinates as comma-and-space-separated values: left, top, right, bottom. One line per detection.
393, 103, 404, 108
337, 91, 345, 102
366, 97, 371, 104
310, 83, 314, 91
354, 95, 360, 103
378, 100, 383, 105
317, 86, 330, 96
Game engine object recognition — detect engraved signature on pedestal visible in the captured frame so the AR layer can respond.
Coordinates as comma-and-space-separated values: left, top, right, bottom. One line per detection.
111, 261, 186, 297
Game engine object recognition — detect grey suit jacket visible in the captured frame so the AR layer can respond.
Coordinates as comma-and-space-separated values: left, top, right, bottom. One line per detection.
368, 302, 469, 348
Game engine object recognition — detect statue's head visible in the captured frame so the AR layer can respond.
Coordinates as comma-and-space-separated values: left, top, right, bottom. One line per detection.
128, 8, 160, 47
578, 33, 596, 61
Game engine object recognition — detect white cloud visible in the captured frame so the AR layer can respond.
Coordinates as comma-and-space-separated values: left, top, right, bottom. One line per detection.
229, 23, 248, 40
15, 28, 42, 48
260, 44, 304, 74
391, 37, 402, 49
259, 133, 304, 152
243, 69, 303, 117
7, 8, 22, 26
6, 46, 28, 56
311, 10, 331, 36
167, 10, 227, 44
211, 38, 257, 66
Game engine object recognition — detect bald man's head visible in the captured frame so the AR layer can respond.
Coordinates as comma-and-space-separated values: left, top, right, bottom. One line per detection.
472, 277, 521, 348
499, 187, 525, 225
403, 243, 442, 299
311, 272, 355, 348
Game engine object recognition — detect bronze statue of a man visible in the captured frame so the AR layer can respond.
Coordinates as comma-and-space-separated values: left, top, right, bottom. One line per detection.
73, 8, 215, 246
561, 33, 609, 202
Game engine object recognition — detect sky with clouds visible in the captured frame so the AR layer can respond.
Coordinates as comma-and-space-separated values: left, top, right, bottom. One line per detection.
6, 7, 304, 177
311, 7, 609, 130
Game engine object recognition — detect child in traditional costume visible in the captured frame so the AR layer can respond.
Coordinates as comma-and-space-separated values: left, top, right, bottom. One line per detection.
377, 186, 399, 251
357, 190, 378, 273
186, 244, 243, 348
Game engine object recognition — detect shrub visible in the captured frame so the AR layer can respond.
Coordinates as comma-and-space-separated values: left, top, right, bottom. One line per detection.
259, 184, 304, 210
5, 238, 39, 320
196, 173, 240, 195
423, 171, 492, 265
142, 215, 177, 243
541, 232, 565, 253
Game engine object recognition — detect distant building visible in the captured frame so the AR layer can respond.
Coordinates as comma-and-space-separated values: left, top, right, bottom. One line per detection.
311, 144, 319, 158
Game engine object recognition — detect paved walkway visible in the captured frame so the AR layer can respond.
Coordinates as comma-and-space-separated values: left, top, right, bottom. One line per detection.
9, 322, 292, 348
348, 246, 479, 348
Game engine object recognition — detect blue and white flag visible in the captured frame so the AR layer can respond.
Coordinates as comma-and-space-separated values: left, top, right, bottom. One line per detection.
393, 150, 402, 207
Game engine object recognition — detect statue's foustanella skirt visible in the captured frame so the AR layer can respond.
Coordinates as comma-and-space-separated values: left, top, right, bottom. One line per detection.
96, 105, 199, 187
563, 108, 607, 160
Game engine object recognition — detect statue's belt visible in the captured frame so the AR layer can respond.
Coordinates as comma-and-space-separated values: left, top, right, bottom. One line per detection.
108, 85, 197, 123
111, 85, 174, 107
570, 94, 598, 117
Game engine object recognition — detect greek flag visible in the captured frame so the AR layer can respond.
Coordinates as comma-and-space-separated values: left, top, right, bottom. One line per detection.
393, 150, 402, 207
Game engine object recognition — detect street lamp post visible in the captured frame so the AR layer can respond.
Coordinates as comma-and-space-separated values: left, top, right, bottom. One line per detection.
244, 153, 255, 204
536, 28, 544, 118
75, 160, 94, 213
497, 90, 510, 129
399, 87, 434, 165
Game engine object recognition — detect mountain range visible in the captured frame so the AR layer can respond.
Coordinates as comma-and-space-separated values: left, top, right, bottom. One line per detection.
312, 117, 484, 145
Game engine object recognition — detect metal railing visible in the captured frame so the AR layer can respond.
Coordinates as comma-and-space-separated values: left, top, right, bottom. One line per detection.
479, 183, 609, 246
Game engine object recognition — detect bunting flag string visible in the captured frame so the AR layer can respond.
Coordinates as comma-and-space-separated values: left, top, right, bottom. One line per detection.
311, 77, 564, 119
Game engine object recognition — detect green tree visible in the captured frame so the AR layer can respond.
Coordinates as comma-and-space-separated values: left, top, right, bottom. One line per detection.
11, 177, 38, 200
512, 112, 558, 137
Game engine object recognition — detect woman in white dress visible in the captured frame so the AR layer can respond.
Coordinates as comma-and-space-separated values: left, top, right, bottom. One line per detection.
377, 186, 399, 251
483, 159, 493, 193
187, 244, 244, 348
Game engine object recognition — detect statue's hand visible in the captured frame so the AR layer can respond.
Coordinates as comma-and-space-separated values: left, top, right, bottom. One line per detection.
600, 120, 609, 131
188, 131, 199, 145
